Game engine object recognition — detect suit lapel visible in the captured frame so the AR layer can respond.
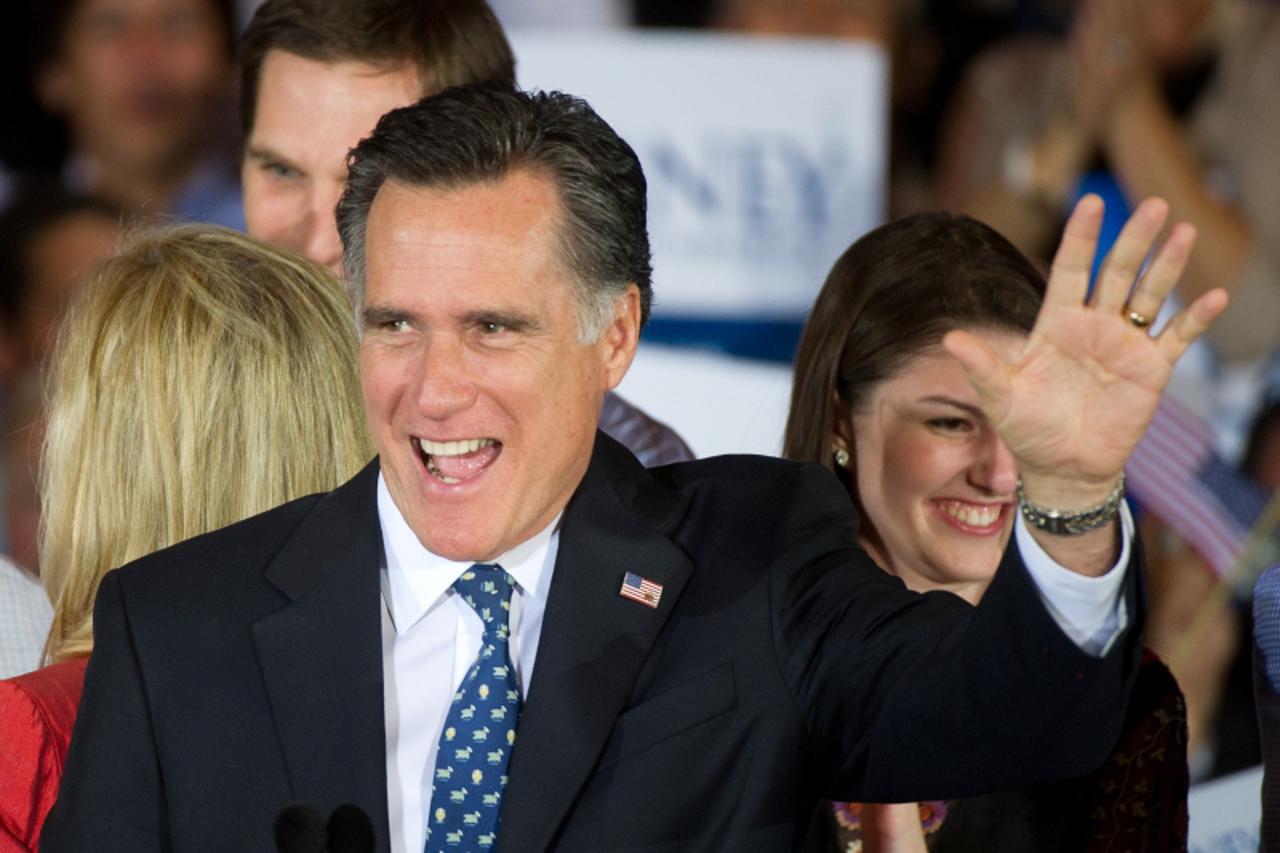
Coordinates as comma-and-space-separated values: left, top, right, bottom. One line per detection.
499, 435, 692, 853
251, 461, 393, 852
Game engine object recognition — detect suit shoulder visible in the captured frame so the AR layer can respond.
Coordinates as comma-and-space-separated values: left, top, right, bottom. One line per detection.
651, 454, 857, 552
654, 454, 848, 504
114, 491, 325, 594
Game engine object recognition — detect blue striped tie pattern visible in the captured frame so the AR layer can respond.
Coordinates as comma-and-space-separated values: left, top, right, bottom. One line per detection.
425, 564, 520, 851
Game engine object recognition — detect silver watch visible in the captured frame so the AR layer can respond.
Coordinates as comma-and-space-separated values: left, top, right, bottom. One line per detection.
1016, 473, 1126, 536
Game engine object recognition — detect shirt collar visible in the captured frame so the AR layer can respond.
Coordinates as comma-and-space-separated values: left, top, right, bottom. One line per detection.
377, 472, 559, 633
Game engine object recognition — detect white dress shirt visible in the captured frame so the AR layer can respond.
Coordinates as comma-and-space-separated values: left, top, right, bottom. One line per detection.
379, 476, 558, 853
377, 473, 1132, 853
1016, 503, 1134, 656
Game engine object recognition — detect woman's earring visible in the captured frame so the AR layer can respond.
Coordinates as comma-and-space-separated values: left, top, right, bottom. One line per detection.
833, 448, 850, 468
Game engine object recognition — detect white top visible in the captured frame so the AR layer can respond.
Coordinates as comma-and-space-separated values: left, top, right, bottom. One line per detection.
0, 556, 52, 678
1015, 503, 1133, 656
378, 472, 1131, 853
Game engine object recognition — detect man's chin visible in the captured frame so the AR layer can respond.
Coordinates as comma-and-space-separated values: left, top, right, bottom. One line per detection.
417, 532, 502, 564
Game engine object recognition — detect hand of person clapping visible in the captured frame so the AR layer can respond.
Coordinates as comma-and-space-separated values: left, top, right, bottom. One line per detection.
1070, 0, 1158, 135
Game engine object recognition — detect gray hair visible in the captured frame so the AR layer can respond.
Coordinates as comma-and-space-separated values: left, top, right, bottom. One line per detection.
337, 85, 653, 342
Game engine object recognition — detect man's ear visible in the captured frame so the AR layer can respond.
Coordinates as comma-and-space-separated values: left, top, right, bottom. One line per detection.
599, 283, 641, 391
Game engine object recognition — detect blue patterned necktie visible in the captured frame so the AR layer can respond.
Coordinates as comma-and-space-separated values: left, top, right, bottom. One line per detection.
425, 564, 521, 852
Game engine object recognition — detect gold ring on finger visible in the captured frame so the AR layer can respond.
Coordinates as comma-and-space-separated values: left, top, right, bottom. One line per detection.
1127, 310, 1151, 329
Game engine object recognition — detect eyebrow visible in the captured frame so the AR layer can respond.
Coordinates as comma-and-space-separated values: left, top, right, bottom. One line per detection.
918, 395, 985, 418
243, 145, 295, 167
361, 306, 409, 329
461, 310, 546, 334
359, 306, 548, 334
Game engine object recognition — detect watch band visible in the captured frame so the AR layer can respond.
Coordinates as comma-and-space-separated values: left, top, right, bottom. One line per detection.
1016, 473, 1126, 536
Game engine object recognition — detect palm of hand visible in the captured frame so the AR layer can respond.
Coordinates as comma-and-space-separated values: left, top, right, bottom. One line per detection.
999, 305, 1170, 483
945, 195, 1227, 502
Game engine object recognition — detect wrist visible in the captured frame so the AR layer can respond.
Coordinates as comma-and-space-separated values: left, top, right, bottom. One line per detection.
1017, 469, 1122, 509
1104, 76, 1163, 147
1018, 473, 1125, 536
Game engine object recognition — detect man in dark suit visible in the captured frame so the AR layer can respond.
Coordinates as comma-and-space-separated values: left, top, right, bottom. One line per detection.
43, 86, 1226, 852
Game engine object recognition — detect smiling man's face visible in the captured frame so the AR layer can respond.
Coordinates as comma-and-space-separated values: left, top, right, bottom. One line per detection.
359, 170, 637, 560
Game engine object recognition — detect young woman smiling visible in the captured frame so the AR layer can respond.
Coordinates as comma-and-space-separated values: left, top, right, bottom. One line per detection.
786, 207, 1189, 850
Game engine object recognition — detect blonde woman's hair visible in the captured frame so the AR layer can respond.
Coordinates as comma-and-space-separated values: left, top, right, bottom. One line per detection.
40, 225, 373, 662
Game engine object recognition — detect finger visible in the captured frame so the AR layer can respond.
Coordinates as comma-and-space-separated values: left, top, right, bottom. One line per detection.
1105, 0, 1131, 34
1070, 8, 1095, 56
1118, 0, 1144, 41
1077, 0, 1105, 38
1080, 1, 1120, 63
1156, 287, 1229, 363
1090, 197, 1169, 312
942, 329, 1013, 422
1126, 221, 1197, 324
1046, 194, 1105, 309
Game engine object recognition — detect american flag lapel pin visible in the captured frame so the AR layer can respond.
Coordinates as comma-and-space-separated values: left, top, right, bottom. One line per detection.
619, 571, 663, 609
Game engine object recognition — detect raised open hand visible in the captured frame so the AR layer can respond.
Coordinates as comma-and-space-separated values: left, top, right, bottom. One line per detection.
943, 195, 1228, 509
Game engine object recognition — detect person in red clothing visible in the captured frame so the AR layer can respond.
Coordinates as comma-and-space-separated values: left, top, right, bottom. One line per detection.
0, 659, 84, 851
0, 225, 373, 850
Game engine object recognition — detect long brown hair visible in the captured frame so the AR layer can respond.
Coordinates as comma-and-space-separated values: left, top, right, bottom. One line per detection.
784, 212, 1045, 472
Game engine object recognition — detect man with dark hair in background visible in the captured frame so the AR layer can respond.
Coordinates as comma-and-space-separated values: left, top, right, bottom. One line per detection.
45, 85, 1223, 853
32, 0, 241, 225
238, 0, 693, 466
239, 0, 516, 276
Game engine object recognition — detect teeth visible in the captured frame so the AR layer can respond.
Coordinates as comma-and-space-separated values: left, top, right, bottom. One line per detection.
417, 438, 494, 456
942, 502, 1001, 527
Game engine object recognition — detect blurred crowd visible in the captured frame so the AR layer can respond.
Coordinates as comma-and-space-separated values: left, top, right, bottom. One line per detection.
0, 0, 1278, 842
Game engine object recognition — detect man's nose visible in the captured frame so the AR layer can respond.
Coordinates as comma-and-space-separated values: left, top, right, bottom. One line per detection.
414, 338, 478, 420
968, 431, 1019, 496
303, 198, 344, 276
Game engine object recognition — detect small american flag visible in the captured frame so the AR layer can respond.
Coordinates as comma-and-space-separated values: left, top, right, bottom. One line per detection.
1126, 396, 1270, 577
619, 572, 663, 608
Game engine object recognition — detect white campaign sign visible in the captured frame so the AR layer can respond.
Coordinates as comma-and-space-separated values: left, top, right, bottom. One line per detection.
619, 344, 794, 458
1188, 765, 1261, 852
511, 31, 888, 320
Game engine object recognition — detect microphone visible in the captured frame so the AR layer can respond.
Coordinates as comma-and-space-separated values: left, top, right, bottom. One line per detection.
1252, 565, 1280, 851
274, 804, 327, 853
326, 804, 376, 853
274, 803, 376, 853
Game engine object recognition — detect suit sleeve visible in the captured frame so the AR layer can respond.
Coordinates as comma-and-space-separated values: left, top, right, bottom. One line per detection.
40, 571, 171, 853
769, 464, 1144, 804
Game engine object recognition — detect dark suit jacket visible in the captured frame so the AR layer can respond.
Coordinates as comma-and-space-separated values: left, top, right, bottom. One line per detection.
42, 434, 1143, 852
